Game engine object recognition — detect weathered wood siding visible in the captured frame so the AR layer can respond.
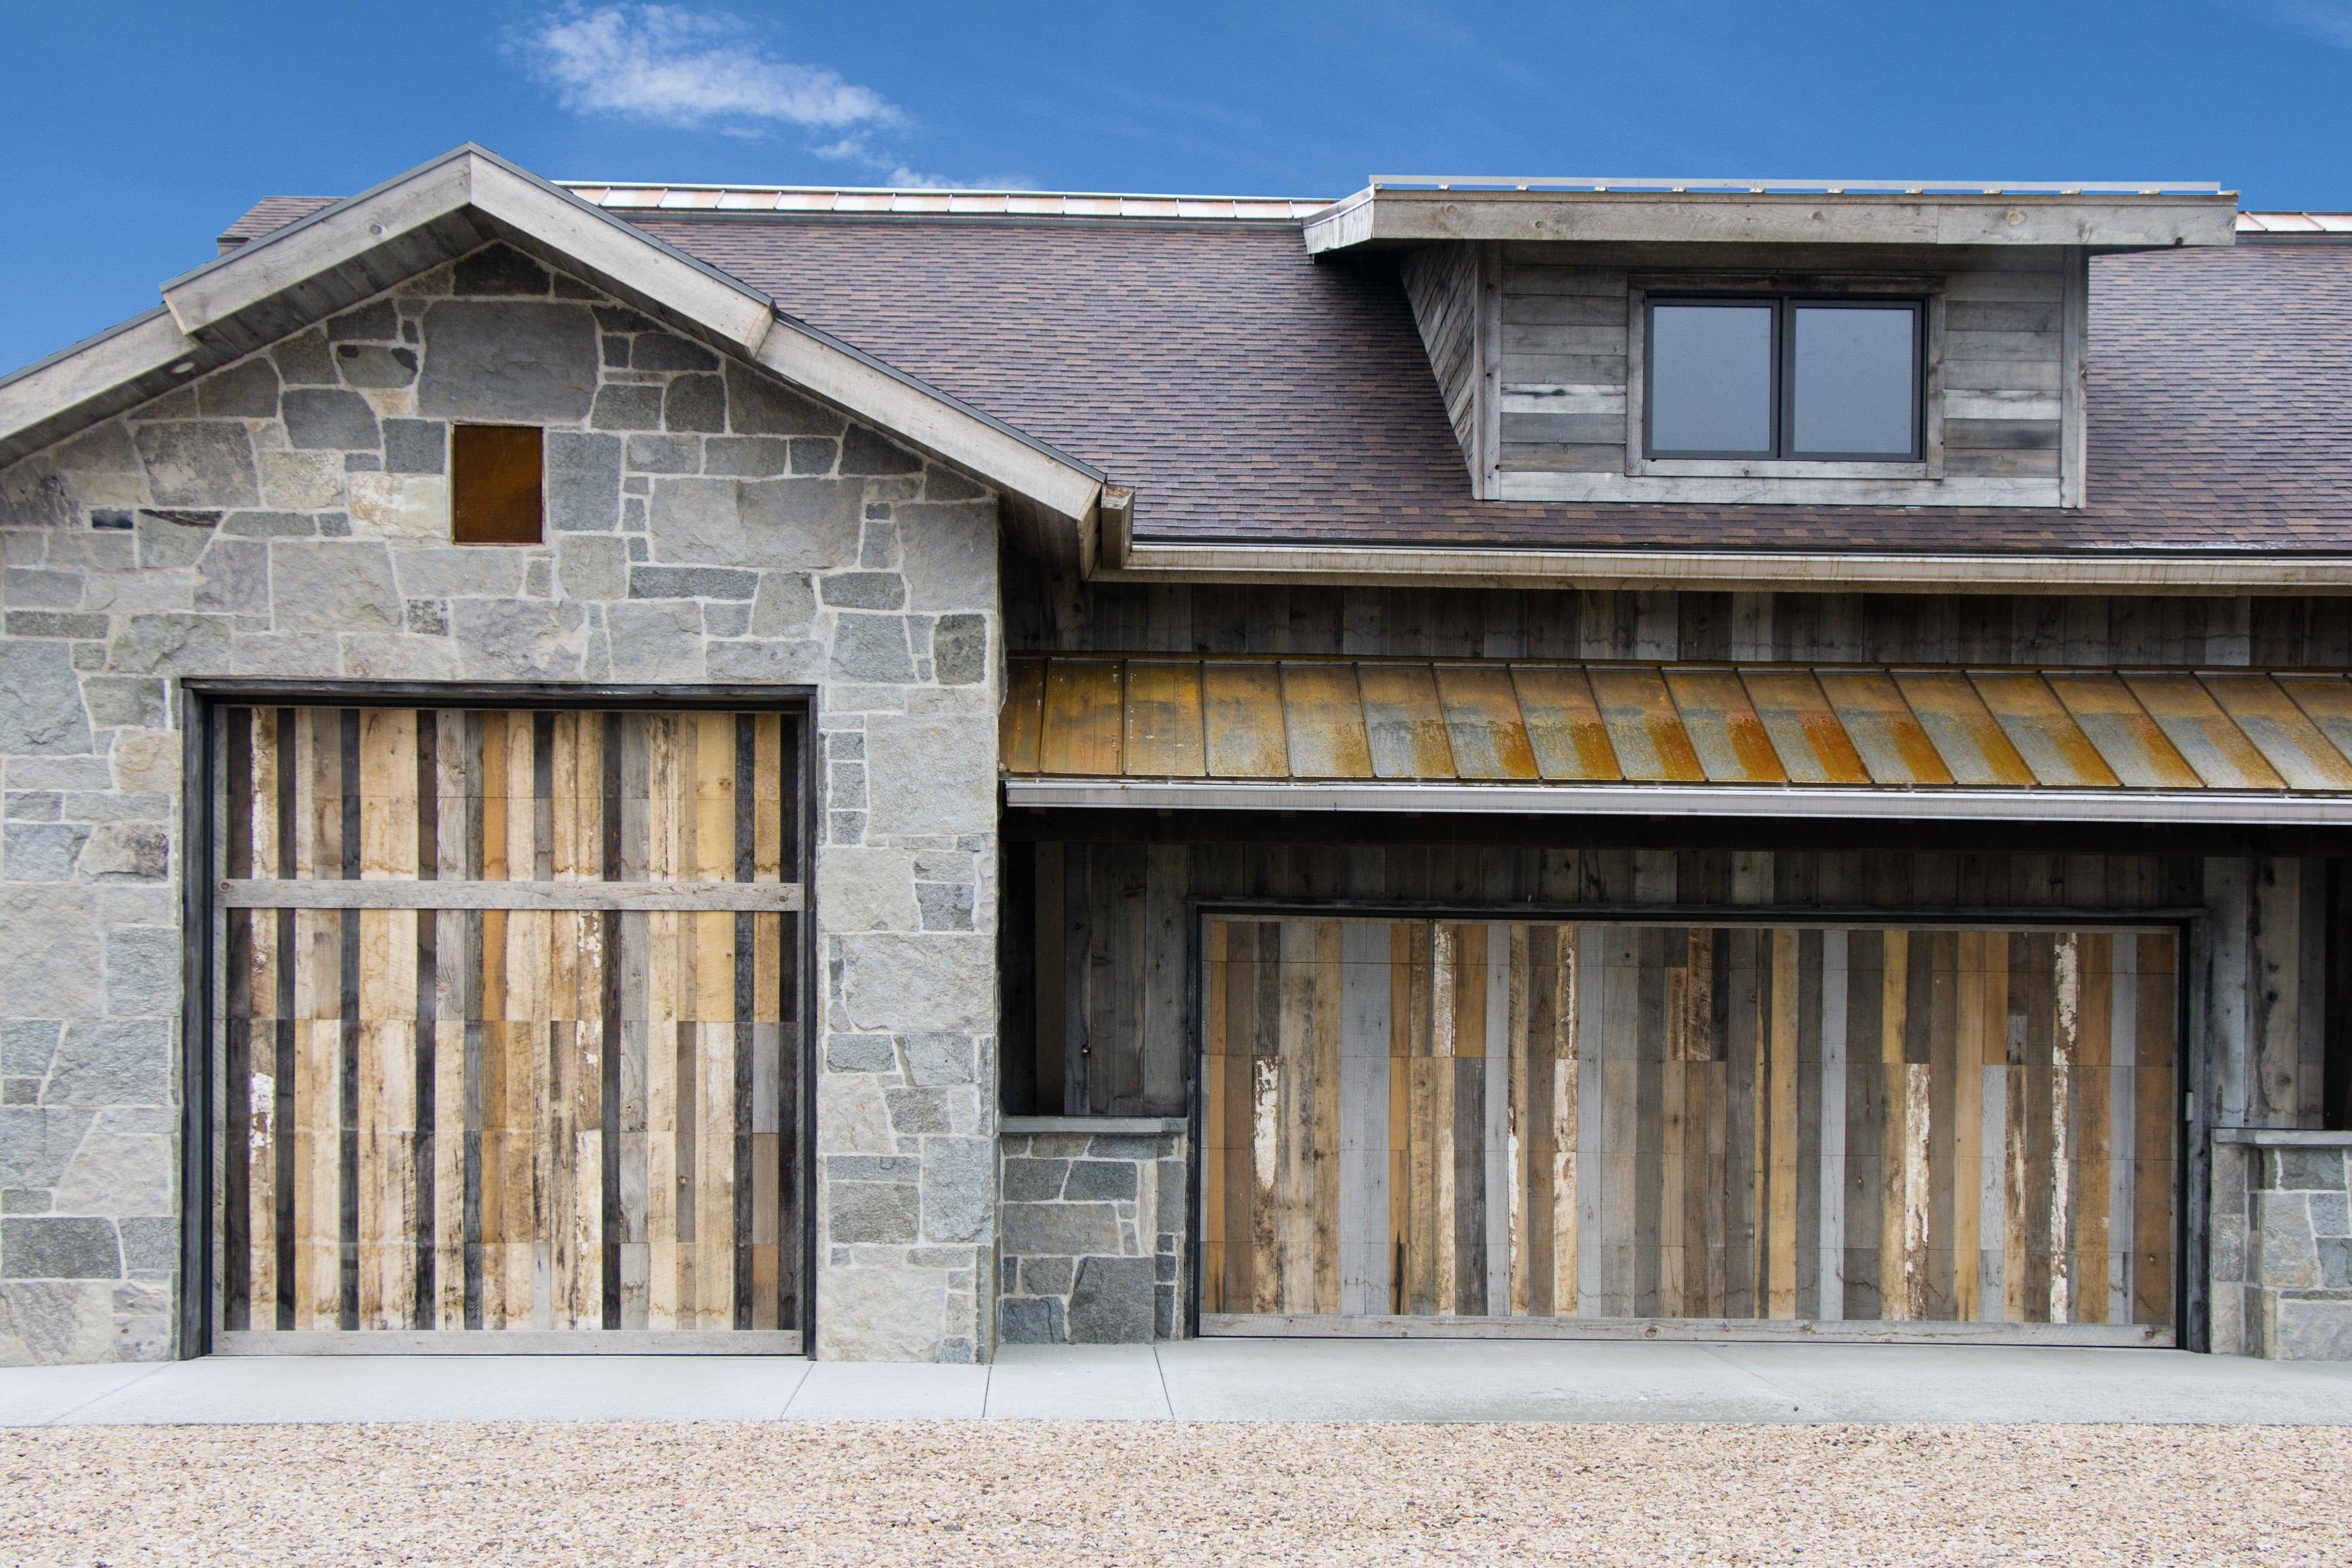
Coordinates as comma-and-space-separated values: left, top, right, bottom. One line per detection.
220, 705, 804, 1338
1008, 841, 2329, 1150
1400, 242, 1482, 472
1201, 915, 2177, 1339
1403, 240, 2076, 505
1008, 576, 2349, 671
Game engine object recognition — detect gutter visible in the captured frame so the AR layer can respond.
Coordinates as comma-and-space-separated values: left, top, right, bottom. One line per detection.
1004, 778, 2352, 826
1098, 539, 2352, 594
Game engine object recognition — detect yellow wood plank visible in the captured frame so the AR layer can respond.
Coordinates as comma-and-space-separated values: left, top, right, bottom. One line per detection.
1506, 924, 1531, 1316
2050, 933, 2080, 1324
1551, 925, 1579, 1317
1768, 930, 1800, 1319
2076, 932, 2113, 1326
1878, 930, 1911, 1321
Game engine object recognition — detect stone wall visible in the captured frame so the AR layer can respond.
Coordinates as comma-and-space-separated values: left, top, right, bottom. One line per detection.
2209, 1131, 2352, 1360
997, 1117, 1185, 1344
0, 241, 1003, 1364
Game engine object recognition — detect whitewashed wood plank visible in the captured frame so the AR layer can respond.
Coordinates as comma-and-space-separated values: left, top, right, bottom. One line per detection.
1337, 920, 1393, 1317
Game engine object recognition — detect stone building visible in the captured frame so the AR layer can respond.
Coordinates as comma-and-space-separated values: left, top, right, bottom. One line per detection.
0, 147, 2345, 1365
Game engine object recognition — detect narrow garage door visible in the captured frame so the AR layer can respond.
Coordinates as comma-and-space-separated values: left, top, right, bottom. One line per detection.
1201, 917, 2176, 1344
212, 706, 803, 1351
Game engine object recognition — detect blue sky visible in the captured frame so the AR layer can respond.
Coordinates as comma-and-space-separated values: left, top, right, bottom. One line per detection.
6, 0, 2351, 372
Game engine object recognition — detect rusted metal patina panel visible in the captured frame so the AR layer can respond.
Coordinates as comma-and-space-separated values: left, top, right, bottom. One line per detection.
1666, 668, 1787, 784
2199, 673, 2352, 789
1203, 662, 1290, 777
2044, 673, 2203, 789
1509, 666, 1623, 781
1039, 657, 1124, 775
1435, 664, 1540, 780
1122, 659, 1207, 778
1588, 667, 1706, 782
1741, 669, 1871, 785
1817, 669, 1954, 786
1964, 672, 2118, 787
1280, 662, 1375, 778
1887, 672, 2036, 787
2121, 674, 2285, 790
1001, 655, 1046, 775
1004, 654, 2352, 800
1356, 663, 1457, 778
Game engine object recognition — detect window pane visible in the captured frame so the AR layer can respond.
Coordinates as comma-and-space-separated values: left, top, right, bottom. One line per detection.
1790, 305, 1917, 456
1649, 303, 1773, 456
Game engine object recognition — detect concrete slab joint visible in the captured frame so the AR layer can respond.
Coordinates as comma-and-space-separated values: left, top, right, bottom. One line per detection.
0, 240, 1004, 1366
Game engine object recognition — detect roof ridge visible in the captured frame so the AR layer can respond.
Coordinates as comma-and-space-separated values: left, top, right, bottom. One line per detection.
556, 183, 1332, 220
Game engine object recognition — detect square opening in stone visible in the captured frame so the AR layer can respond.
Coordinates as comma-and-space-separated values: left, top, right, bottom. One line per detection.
452, 424, 544, 545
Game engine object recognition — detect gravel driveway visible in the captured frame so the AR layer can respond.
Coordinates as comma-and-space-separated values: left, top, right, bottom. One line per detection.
3, 1421, 2346, 1566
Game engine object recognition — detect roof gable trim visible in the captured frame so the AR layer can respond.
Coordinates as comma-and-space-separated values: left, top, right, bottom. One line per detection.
3, 144, 1110, 546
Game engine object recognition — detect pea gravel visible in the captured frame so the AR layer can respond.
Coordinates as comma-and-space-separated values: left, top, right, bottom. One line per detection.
2, 1421, 2346, 1567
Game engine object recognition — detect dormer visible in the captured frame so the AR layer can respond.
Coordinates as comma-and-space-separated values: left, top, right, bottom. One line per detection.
1308, 178, 2239, 508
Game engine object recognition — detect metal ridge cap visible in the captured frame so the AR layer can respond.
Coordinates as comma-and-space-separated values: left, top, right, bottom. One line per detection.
1368, 175, 2232, 197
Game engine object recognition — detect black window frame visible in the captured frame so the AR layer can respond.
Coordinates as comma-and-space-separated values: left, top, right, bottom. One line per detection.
1643, 294, 1926, 463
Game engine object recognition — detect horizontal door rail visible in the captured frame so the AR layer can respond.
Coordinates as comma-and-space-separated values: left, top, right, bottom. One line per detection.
218, 879, 803, 913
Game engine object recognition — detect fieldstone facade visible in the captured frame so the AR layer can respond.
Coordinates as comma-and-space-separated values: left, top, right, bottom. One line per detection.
0, 242, 1002, 1364
997, 1117, 1185, 1344
2209, 1131, 2352, 1361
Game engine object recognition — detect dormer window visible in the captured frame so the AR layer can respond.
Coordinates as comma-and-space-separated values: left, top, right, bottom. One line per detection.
1645, 296, 1923, 462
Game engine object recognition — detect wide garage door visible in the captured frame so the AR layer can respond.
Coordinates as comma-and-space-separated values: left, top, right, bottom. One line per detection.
211, 704, 804, 1352
1201, 916, 2176, 1344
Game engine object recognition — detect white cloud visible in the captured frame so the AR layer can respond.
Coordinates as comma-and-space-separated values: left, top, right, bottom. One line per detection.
2255, 0, 2352, 47
515, 5, 901, 132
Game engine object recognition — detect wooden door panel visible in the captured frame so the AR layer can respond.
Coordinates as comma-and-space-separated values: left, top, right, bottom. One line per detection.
1202, 916, 2176, 1342
218, 707, 803, 1342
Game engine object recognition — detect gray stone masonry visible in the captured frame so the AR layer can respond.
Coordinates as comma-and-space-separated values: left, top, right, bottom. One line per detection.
0, 242, 1003, 1364
997, 1118, 1186, 1344
2209, 1131, 2352, 1360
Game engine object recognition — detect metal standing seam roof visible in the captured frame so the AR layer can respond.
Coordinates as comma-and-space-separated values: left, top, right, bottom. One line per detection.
1001, 654, 2352, 794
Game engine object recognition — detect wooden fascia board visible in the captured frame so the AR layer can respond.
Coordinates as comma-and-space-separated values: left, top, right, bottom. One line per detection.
159, 150, 778, 355
1100, 540, 2352, 594
0, 309, 197, 452
16, 144, 1109, 551
160, 154, 477, 334
753, 316, 1105, 528
1305, 190, 2239, 254
466, 158, 774, 354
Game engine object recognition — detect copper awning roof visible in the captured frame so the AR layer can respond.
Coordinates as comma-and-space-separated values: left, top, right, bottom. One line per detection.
1001, 655, 2352, 821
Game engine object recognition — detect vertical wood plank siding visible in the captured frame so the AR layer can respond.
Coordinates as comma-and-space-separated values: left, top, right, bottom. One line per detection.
220, 707, 802, 1337
1201, 916, 2177, 1334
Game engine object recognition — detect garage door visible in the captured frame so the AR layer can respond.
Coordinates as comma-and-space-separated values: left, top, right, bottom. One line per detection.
212, 705, 803, 1352
1201, 917, 2176, 1344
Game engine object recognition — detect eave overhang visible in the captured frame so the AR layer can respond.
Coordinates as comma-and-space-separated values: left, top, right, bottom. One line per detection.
0, 144, 1112, 564
1100, 540, 2352, 595
1304, 178, 2241, 256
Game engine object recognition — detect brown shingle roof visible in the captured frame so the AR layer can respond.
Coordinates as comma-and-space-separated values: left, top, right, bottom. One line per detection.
220, 193, 2352, 557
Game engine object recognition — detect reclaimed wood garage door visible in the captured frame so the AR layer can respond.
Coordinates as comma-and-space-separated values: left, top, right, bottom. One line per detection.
212, 706, 804, 1352
1201, 918, 2176, 1344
